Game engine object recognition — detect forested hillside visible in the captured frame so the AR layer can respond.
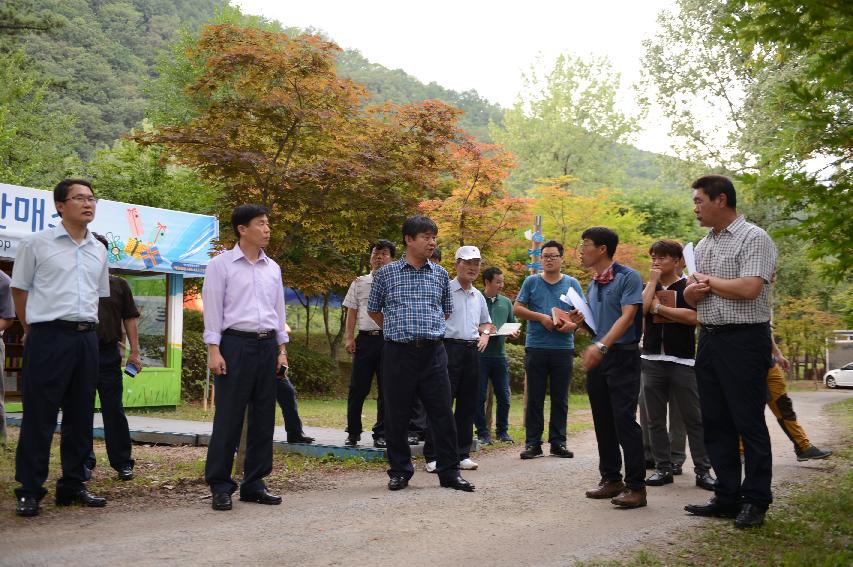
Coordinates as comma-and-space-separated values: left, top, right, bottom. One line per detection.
6, 0, 671, 189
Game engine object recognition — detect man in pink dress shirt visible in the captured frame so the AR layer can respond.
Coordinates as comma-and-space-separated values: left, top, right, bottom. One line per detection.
202, 204, 289, 511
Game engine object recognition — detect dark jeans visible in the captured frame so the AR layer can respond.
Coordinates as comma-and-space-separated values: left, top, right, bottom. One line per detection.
382, 341, 459, 482
15, 324, 98, 500
205, 334, 277, 496
346, 333, 384, 438
276, 378, 303, 436
474, 356, 511, 437
424, 341, 479, 462
86, 343, 134, 472
640, 384, 686, 466
586, 348, 645, 490
695, 324, 773, 510
524, 348, 572, 446
641, 359, 710, 474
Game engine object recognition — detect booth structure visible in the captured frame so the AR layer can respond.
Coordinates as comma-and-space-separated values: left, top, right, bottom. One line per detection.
0, 183, 218, 412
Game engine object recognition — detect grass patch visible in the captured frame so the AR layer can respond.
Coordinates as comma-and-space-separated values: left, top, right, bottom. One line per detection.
580, 397, 853, 567
128, 393, 592, 433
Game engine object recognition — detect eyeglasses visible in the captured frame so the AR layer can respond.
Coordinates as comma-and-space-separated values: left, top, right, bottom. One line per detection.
64, 196, 98, 204
541, 254, 562, 260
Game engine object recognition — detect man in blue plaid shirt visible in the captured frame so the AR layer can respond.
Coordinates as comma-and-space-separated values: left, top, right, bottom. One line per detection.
368, 215, 475, 493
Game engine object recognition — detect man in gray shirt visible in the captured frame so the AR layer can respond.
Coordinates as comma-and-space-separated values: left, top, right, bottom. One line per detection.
12, 179, 109, 517
0, 270, 15, 447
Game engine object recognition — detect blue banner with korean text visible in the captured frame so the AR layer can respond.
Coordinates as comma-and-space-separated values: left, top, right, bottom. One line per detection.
0, 183, 218, 276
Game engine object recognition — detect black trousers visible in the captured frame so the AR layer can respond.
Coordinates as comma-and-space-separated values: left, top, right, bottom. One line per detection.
15, 324, 98, 500
695, 324, 773, 510
586, 349, 645, 490
276, 378, 304, 436
87, 343, 134, 471
423, 341, 479, 462
205, 334, 277, 495
382, 340, 459, 482
346, 333, 385, 438
524, 348, 573, 446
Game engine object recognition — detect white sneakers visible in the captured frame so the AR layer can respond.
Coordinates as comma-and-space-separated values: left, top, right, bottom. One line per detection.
425, 458, 479, 472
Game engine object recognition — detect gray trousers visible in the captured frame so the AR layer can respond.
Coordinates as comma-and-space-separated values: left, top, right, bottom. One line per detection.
640, 384, 685, 465
641, 358, 710, 474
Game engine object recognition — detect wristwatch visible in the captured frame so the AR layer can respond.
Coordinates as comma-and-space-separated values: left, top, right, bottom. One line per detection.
653, 303, 662, 315
481, 328, 491, 336
594, 341, 609, 354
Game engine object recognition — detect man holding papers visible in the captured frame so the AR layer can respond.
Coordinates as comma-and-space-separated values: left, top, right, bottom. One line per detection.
513, 240, 583, 460
475, 267, 519, 445
572, 227, 647, 509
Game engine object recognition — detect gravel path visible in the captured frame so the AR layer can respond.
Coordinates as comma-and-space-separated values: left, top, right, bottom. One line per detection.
2, 390, 849, 567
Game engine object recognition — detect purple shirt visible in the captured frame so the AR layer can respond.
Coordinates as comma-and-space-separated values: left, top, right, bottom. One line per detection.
202, 244, 288, 345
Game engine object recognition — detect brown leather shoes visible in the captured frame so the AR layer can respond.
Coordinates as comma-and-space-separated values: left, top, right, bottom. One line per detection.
585, 479, 626, 499
611, 487, 647, 508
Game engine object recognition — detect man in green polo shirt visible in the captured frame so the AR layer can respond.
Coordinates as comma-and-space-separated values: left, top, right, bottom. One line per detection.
474, 267, 518, 445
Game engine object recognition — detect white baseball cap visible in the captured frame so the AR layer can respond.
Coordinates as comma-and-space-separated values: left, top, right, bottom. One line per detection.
455, 245, 481, 261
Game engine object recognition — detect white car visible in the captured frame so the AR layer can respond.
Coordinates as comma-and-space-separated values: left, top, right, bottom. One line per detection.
824, 362, 853, 388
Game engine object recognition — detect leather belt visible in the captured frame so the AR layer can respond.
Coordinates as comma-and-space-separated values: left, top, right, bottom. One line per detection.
359, 330, 383, 336
32, 320, 97, 332
443, 338, 479, 348
387, 338, 441, 348
701, 322, 768, 334
609, 343, 639, 351
223, 328, 276, 340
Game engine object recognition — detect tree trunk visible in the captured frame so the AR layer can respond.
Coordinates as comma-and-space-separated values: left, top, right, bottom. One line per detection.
303, 301, 311, 347
329, 303, 347, 363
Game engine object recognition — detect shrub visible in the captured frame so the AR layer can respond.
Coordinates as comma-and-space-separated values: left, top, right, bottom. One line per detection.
287, 342, 338, 395
183, 308, 204, 332
181, 330, 208, 401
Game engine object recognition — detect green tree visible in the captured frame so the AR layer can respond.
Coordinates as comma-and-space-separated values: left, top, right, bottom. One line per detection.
491, 54, 642, 194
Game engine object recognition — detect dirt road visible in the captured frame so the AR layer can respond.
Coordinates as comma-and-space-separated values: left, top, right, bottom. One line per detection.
2, 391, 848, 566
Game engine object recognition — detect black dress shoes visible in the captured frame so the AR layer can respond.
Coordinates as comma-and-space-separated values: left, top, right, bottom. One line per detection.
287, 432, 315, 444
672, 464, 683, 476
55, 489, 107, 508
735, 503, 766, 529
211, 492, 232, 511
520, 444, 543, 459
345, 435, 359, 447
16, 496, 39, 517
239, 489, 282, 505
439, 476, 475, 492
387, 476, 409, 491
684, 497, 739, 518
373, 437, 387, 448
407, 434, 420, 446
550, 444, 574, 458
117, 467, 134, 481
695, 472, 716, 491
645, 470, 674, 486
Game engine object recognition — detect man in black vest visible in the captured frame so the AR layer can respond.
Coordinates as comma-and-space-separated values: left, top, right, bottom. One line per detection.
640, 240, 715, 491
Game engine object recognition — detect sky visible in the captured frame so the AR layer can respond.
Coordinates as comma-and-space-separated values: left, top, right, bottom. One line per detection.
234, 0, 680, 155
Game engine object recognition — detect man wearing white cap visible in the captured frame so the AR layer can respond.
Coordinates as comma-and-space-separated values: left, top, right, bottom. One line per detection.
424, 246, 492, 472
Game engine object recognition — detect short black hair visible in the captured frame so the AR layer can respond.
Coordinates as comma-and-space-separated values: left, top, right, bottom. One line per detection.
691, 174, 737, 208
54, 179, 94, 217
649, 239, 683, 259
402, 215, 438, 243
483, 266, 502, 283
541, 240, 564, 256
371, 239, 396, 258
93, 232, 109, 251
581, 227, 619, 259
431, 247, 442, 262
231, 204, 268, 239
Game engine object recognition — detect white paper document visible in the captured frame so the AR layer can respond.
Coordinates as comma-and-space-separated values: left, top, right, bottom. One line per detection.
495, 322, 521, 336
560, 288, 596, 334
683, 242, 697, 275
